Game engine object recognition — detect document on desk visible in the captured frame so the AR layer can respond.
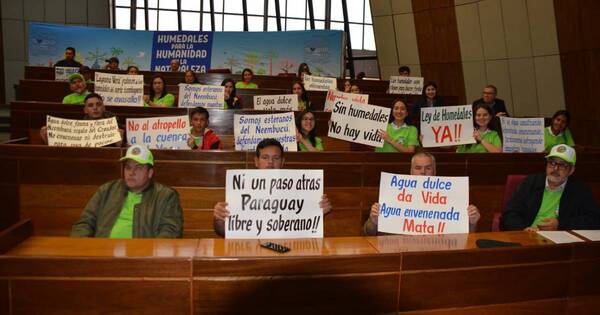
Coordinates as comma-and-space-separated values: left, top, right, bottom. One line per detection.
537, 231, 585, 244
572, 230, 600, 241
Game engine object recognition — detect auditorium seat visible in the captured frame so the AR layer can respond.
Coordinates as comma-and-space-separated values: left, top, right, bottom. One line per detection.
492, 174, 527, 231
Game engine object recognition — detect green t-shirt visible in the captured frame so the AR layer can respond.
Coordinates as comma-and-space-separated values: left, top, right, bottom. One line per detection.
62, 91, 90, 105
109, 191, 142, 239
456, 130, 501, 153
145, 93, 175, 107
375, 123, 419, 153
235, 82, 258, 89
298, 100, 311, 111
299, 136, 323, 151
544, 127, 574, 152
190, 128, 204, 147
531, 188, 562, 228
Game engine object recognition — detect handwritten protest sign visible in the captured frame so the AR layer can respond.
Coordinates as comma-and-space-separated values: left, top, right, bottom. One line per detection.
328, 100, 390, 147
323, 89, 369, 112
54, 67, 80, 81
126, 115, 188, 149
225, 169, 323, 239
420, 105, 475, 147
178, 84, 225, 108
500, 117, 544, 153
46, 115, 121, 147
303, 74, 337, 91
234, 112, 297, 151
377, 172, 469, 235
94, 72, 144, 106
253, 94, 299, 111
388, 76, 424, 95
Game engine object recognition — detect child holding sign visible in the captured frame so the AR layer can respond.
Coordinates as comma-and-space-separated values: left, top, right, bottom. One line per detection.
187, 107, 222, 150
296, 110, 323, 152
375, 99, 419, 153
456, 104, 502, 153
144, 75, 175, 107
292, 81, 311, 111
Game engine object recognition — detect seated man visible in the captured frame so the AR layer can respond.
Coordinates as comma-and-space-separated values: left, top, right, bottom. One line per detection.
54, 46, 82, 68
213, 138, 332, 237
472, 85, 509, 117
363, 152, 481, 235
71, 145, 183, 238
63, 73, 90, 105
187, 107, 222, 150
501, 144, 600, 231
170, 59, 181, 72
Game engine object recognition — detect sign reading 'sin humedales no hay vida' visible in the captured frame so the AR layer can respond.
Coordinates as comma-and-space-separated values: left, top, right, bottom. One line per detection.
126, 115, 189, 149
94, 72, 144, 106
54, 66, 80, 81
234, 112, 297, 152
323, 89, 369, 112
303, 74, 337, 91
420, 105, 475, 147
225, 169, 324, 239
46, 116, 121, 147
328, 99, 390, 147
500, 117, 544, 153
253, 94, 299, 111
388, 76, 424, 95
377, 172, 469, 235
178, 84, 225, 108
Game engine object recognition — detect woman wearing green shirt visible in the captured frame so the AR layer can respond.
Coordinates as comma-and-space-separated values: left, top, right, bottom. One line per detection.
457, 104, 502, 153
182, 70, 199, 84
376, 99, 419, 153
544, 110, 575, 152
292, 81, 311, 111
296, 110, 323, 152
144, 75, 175, 107
235, 68, 258, 89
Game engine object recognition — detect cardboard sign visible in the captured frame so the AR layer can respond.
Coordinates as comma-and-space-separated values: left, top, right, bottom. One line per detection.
234, 112, 297, 152
420, 105, 475, 147
178, 84, 225, 108
46, 116, 121, 147
253, 94, 299, 111
500, 117, 545, 153
54, 67, 80, 81
225, 169, 323, 239
126, 115, 188, 149
328, 100, 390, 147
94, 72, 144, 106
303, 74, 337, 91
388, 76, 424, 95
377, 172, 469, 235
324, 89, 369, 112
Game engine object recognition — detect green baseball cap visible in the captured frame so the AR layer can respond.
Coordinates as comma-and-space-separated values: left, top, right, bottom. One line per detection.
545, 144, 576, 165
68, 73, 85, 83
120, 145, 154, 166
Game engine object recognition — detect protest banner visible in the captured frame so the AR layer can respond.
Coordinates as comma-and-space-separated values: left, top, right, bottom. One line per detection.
126, 115, 189, 149
46, 115, 121, 147
178, 84, 225, 108
388, 76, 424, 95
94, 72, 144, 106
225, 169, 324, 239
303, 74, 337, 91
327, 99, 390, 147
253, 94, 299, 111
234, 112, 297, 151
323, 89, 369, 112
500, 117, 545, 153
420, 105, 475, 147
377, 172, 469, 235
54, 67, 80, 81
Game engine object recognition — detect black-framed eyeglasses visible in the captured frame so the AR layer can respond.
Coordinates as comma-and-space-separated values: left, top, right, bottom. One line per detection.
547, 159, 570, 170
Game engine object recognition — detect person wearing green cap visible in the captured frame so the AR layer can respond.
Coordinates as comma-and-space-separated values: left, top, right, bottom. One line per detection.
71, 144, 183, 238
62, 73, 90, 105
501, 144, 600, 231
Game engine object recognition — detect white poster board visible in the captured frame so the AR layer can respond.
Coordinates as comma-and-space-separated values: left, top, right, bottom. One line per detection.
94, 72, 144, 106
234, 112, 297, 152
500, 117, 545, 153
328, 99, 390, 147
225, 169, 324, 239
46, 116, 121, 147
178, 84, 225, 108
388, 76, 424, 95
126, 115, 189, 149
54, 67, 80, 81
420, 105, 476, 147
253, 94, 299, 111
377, 172, 469, 235
324, 89, 369, 112
303, 74, 337, 91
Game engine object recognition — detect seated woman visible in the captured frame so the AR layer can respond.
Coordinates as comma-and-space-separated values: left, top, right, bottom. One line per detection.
182, 70, 199, 84
292, 81, 311, 111
187, 107, 222, 150
126, 65, 140, 75
456, 103, 502, 153
350, 84, 361, 94
544, 110, 574, 152
144, 75, 175, 107
295, 110, 323, 152
235, 68, 258, 89
375, 99, 419, 153
412, 81, 445, 117
297, 62, 311, 82
221, 78, 241, 109
63, 73, 90, 105
342, 80, 351, 93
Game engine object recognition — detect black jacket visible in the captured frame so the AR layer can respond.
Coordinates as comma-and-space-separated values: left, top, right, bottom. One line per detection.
411, 96, 445, 117
472, 98, 509, 116
500, 173, 600, 230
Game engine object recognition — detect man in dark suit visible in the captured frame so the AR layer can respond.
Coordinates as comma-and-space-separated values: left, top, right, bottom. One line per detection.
472, 85, 509, 117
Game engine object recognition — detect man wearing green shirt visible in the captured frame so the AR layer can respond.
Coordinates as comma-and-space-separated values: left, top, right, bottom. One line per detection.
71, 145, 184, 238
62, 73, 90, 105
